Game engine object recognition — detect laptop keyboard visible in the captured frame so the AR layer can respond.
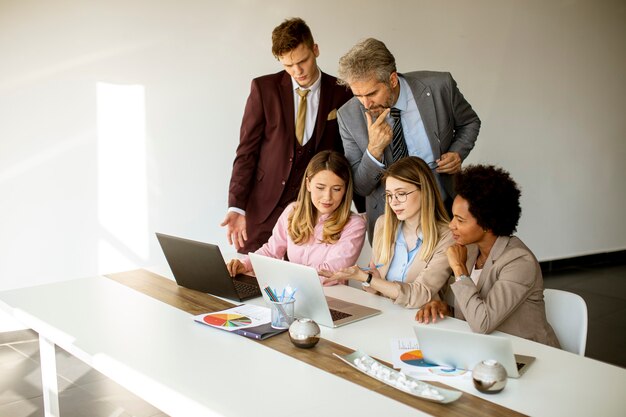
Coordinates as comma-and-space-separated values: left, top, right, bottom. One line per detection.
330, 308, 352, 322
233, 280, 261, 299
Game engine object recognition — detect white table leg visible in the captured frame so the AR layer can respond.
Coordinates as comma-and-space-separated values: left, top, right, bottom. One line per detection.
39, 334, 60, 417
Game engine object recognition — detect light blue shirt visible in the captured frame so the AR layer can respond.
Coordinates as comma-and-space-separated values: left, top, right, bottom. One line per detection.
365, 76, 446, 198
386, 226, 423, 283
394, 76, 436, 168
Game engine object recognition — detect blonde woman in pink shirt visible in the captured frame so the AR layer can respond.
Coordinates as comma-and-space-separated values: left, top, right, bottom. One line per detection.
226, 150, 366, 285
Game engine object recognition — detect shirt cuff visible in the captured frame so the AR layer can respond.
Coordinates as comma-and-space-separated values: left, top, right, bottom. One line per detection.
366, 149, 385, 167
228, 207, 246, 216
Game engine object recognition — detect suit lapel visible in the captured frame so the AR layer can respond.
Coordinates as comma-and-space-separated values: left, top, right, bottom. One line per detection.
406, 249, 427, 280
474, 236, 510, 293
313, 72, 332, 149
406, 74, 441, 158
352, 101, 376, 158
280, 72, 296, 143
465, 244, 480, 278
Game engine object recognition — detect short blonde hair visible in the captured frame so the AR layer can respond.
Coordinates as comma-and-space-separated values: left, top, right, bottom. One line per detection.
374, 157, 449, 264
288, 151, 354, 245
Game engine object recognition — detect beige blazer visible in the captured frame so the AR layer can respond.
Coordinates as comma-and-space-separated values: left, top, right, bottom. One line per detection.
451, 236, 560, 347
372, 217, 453, 308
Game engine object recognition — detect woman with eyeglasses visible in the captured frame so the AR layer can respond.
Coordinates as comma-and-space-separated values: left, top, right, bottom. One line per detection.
226, 150, 366, 285
416, 165, 560, 347
321, 156, 453, 307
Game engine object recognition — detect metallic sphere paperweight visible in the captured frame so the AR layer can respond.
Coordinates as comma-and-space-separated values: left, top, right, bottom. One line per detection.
288, 318, 320, 348
472, 359, 507, 393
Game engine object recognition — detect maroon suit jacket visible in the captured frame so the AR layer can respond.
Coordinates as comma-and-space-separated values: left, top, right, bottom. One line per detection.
228, 70, 352, 226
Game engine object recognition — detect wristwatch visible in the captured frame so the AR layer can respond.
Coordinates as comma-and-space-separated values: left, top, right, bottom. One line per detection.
362, 272, 373, 287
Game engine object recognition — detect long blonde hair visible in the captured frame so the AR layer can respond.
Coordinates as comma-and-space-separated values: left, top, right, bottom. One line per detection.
288, 151, 354, 245
374, 157, 449, 264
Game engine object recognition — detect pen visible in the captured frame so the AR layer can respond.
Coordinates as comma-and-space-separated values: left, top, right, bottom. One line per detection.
264, 286, 288, 320
270, 286, 280, 301
359, 264, 383, 271
263, 287, 274, 301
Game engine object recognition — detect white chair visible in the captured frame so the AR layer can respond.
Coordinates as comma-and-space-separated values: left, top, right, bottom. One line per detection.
543, 289, 588, 355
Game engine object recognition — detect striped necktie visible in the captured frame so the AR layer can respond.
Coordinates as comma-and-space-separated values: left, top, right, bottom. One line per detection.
390, 107, 409, 162
295, 88, 310, 144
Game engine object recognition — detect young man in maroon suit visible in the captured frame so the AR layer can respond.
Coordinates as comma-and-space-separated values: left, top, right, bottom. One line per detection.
221, 18, 353, 253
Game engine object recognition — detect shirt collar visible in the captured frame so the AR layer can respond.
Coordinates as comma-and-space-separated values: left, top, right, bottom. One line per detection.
291, 67, 322, 93
317, 211, 331, 224
395, 222, 424, 243
392, 75, 409, 112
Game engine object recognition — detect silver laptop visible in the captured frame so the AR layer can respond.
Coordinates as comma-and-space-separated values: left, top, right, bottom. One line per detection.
414, 325, 535, 378
156, 233, 261, 302
249, 253, 381, 328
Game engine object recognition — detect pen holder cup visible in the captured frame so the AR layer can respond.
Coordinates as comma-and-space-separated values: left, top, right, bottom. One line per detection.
268, 299, 295, 329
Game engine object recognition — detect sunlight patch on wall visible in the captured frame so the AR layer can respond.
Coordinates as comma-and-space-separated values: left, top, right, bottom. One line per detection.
96, 82, 148, 273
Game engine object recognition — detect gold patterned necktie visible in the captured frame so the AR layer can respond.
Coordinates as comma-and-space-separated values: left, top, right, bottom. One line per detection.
295, 88, 310, 144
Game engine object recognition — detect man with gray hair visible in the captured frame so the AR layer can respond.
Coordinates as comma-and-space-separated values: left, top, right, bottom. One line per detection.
337, 38, 480, 241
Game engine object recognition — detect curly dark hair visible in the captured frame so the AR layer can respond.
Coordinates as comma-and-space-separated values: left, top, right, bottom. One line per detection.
454, 165, 522, 236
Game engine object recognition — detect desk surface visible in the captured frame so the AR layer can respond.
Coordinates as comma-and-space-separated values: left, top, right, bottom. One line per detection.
1, 271, 625, 417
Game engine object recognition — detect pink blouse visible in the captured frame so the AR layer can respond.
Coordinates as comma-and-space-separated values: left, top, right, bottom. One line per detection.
241, 203, 366, 285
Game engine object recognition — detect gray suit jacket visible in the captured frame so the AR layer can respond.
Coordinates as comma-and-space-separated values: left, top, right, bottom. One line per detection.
338, 71, 480, 238
451, 236, 561, 348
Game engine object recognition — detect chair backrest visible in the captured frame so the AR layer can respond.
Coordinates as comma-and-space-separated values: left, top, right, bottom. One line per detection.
543, 289, 588, 355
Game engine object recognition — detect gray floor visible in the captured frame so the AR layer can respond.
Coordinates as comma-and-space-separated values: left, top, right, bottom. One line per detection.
0, 332, 166, 417
543, 263, 626, 368
1, 263, 624, 416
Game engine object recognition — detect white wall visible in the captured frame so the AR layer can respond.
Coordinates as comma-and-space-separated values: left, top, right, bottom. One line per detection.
1, 0, 624, 299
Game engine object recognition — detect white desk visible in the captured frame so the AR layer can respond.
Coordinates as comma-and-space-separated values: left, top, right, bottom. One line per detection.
1, 273, 625, 417
317, 285, 626, 417
0, 276, 429, 417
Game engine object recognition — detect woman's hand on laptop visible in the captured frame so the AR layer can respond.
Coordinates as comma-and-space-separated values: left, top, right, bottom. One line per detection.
415, 300, 452, 324
226, 259, 247, 277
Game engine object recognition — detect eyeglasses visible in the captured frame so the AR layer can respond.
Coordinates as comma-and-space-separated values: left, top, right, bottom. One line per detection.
384, 189, 418, 204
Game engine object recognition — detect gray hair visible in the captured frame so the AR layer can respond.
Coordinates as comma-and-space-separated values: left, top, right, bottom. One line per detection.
337, 38, 397, 86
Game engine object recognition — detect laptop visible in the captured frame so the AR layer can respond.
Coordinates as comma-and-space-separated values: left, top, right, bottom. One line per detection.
155, 233, 261, 301
414, 325, 535, 378
248, 253, 381, 328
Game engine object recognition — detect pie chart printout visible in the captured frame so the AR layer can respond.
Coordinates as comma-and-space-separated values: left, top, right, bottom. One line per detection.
400, 350, 437, 367
203, 313, 252, 328
400, 349, 467, 376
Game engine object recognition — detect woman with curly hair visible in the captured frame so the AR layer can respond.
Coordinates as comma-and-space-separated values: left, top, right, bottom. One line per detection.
322, 157, 453, 308
226, 150, 366, 285
416, 165, 560, 347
